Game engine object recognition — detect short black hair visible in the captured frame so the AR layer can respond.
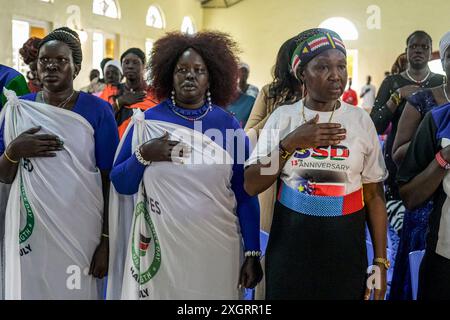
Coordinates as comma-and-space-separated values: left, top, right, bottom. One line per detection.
121, 48, 146, 65
39, 27, 82, 66
406, 30, 432, 46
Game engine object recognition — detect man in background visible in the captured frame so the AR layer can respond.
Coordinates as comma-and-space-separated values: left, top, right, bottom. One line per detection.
360, 75, 376, 112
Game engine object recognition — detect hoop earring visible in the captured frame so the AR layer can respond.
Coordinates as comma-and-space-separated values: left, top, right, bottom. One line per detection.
171, 90, 176, 106
206, 90, 212, 110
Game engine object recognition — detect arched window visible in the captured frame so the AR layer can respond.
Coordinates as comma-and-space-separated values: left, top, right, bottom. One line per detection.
146, 5, 165, 29
93, 0, 120, 19
181, 16, 195, 35
319, 17, 359, 90
319, 17, 359, 40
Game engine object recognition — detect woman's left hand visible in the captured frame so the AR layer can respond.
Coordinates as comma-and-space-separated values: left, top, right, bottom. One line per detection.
364, 265, 387, 300
89, 237, 109, 279
238, 256, 263, 289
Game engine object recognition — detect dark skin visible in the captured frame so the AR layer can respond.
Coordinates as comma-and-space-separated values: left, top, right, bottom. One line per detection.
244, 49, 388, 299
238, 67, 250, 93
393, 48, 450, 166
384, 34, 432, 115
400, 146, 450, 210
89, 69, 100, 82
140, 48, 263, 289
104, 65, 122, 86
117, 53, 146, 110
0, 40, 109, 279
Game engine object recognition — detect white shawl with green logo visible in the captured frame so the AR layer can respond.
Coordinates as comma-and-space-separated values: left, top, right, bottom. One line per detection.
0, 89, 103, 300
107, 110, 243, 300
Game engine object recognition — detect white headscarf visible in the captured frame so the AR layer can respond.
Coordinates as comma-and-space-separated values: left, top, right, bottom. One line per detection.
439, 31, 450, 63
103, 59, 123, 77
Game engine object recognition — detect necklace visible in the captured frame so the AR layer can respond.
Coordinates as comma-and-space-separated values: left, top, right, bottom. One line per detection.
42, 90, 75, 109
443, 84, 450, 103
301, 99, 340, 124
406, 69, 430, 85
169, 99, 212, 121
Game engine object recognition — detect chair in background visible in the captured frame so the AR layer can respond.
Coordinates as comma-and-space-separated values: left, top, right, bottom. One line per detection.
409, 250, 425, 300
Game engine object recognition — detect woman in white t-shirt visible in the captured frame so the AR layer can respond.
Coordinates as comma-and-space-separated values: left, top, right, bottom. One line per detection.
244, 28, 389, 300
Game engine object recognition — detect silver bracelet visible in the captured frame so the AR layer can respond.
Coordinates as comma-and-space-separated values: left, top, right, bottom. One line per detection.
244, 250, 262, 258
135, 146, 151, 166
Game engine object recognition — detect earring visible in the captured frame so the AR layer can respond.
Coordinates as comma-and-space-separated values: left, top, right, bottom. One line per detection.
301, 82, 307, 98
171, 90, 176, 107
207, 90, 212, 110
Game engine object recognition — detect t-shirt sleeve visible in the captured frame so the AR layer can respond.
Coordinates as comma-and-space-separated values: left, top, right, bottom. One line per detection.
246, 106, 282, 166
397, 112, 438, 185
361, 113, 388, 184
94, 105, 119, 170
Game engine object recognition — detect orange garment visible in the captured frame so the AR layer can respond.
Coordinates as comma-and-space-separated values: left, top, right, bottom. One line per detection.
117, 90, 159, 139
99, 84, 119, 105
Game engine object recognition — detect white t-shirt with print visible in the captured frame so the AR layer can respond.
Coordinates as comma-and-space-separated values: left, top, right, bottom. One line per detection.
247, 100, 388, 197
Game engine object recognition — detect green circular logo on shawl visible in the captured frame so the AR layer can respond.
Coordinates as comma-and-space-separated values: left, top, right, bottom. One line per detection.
19, 177, 34, 244
131, 201, 161, 285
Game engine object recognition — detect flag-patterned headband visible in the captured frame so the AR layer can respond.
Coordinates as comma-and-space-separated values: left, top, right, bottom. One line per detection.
290, 28, 346, 79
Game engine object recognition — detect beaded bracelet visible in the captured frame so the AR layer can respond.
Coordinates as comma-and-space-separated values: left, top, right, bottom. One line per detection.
135, 146, 151, 166
436, 151, 450, 169
244, 250, 262, 258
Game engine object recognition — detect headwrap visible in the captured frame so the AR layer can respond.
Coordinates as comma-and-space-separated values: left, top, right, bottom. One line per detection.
439, 31, 450, 62
238, 62, 250, 71
120, 48, 146, 65
103, 59, 123, 77
290, 28, 346, 79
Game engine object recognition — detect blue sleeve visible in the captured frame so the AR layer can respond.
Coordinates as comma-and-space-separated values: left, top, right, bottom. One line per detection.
110, 125, 146, 195
0, 120, 5, 155
94, 106, 119, 170
230, 120, 260, 252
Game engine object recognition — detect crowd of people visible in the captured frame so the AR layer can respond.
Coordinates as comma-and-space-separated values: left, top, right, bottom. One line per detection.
0, 24, 449, 300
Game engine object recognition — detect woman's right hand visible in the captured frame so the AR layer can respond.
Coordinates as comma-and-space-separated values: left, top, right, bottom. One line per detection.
281, 115, 346, 152
118, 91, 146, 107
140, 132, 188, 163
397, 85, 420, 100
6, 126, 63, 160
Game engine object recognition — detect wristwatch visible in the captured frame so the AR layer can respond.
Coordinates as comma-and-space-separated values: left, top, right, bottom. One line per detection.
373, 258, 391, 270
278, 141, 292, 160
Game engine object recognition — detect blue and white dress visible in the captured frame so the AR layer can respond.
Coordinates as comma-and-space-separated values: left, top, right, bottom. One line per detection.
107, 100, 260, 300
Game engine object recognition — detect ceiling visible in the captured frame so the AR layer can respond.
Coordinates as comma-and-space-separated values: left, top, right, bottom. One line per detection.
200, 0, 244, 8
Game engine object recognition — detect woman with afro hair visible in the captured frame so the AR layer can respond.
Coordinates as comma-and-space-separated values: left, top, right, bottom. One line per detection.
108, 31, 263, 300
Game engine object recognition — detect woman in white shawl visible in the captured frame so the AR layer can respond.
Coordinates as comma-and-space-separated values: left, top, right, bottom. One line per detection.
108, 31, 262, 300
0, 27, 119, 299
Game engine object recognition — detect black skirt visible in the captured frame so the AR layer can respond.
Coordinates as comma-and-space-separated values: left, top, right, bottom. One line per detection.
265, 201, 367, 300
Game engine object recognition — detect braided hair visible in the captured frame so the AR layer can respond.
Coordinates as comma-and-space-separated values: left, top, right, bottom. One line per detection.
39, 27, 83, 66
